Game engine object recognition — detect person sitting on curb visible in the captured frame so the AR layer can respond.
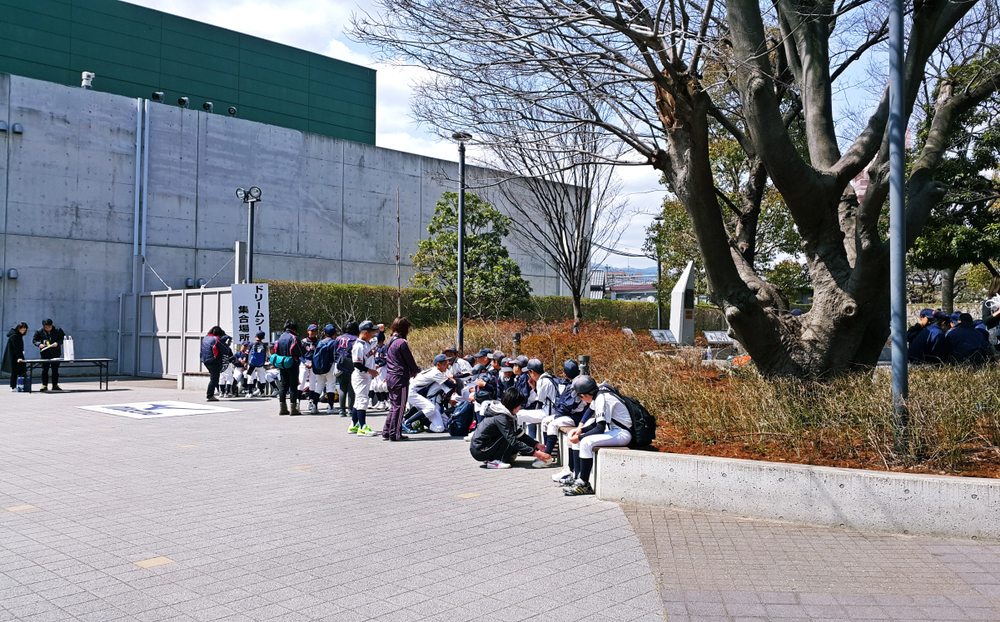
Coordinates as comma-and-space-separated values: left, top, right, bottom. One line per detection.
563, 375, 633, 497
470, 388, 551, 469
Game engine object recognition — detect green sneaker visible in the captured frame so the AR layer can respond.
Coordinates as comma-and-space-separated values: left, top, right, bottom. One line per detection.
348, 424, 359, 434
359, 425, 374, 436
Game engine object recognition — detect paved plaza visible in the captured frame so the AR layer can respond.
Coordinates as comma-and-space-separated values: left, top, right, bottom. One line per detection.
2, 379, 1000, 621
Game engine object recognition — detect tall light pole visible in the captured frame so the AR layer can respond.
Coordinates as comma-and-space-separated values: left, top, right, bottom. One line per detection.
653, 216, 664, 330
236, 186, 262, 283
452, 131, 472, 354
888, 0, 908, 451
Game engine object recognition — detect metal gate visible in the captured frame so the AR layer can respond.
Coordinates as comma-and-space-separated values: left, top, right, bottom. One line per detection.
118, 287, 232, 378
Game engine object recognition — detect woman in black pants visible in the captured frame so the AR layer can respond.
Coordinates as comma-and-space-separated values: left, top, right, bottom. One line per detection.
2, 322, 28, 391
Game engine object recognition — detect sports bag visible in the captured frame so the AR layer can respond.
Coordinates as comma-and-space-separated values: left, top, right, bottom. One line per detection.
269, 353, 295, 370
600, 385, 657, 449
447, 401, 476, 436
553, 377, 577, 418
311, 338, 337, 375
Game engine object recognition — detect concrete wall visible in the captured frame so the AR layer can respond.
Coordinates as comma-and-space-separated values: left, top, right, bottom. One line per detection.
0, 73, 563, 368
597, 449, 1000, 540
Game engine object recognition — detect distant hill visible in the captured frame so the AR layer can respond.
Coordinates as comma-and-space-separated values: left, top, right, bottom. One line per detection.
591, 264, 658, 275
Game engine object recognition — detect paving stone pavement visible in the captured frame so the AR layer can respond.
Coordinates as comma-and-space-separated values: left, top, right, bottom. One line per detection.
0, 380, 664, 621
4, 379, 1000, 621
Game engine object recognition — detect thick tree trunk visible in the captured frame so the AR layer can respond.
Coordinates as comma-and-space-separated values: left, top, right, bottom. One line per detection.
941, 268, 956, 315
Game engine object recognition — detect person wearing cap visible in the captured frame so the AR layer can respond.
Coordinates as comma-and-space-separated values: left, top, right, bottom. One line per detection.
217, 334, 237, 398
469, 388, 552, 469
246, 330, 270, 396
404, 354, 457, 433
308, 325, 340, 414
230, 341, 249, 397
349, 321, 381, 435
908, 311, 952, 364
370, 328, 390, 411
946, 312, 990, 366
563, 375, 632, 496
473, 348, 491, 369
544, 360, 591, 479
907, 308, 935, 345
511, 355, 532, 402
497, 358, 516, 394
511, 359, 560, 466
298, 324, 320, 407
488, 351, 505, 372
334, 322, 361, 417
444, 346, 473, 378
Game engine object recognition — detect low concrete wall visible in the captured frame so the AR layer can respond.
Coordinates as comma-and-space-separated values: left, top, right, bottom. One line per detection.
177, 373, 210, 392
596, 449, 1000, 540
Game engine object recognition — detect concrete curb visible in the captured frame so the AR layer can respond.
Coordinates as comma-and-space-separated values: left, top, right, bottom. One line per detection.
596, 449, 1000, 540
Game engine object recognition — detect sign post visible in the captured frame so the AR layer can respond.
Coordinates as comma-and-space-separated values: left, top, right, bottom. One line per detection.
232, 283, 269, 344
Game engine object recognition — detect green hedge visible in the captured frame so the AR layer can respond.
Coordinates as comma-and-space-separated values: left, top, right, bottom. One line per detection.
266, 280, 725, 332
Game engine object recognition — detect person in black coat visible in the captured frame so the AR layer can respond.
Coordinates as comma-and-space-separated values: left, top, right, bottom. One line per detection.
947, 313, 990, 366
469, 388, 551, 468
31, 319, 66, 391
2, 322, 29, 390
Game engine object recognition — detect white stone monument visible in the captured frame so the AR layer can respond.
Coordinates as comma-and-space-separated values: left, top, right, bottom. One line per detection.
669, 261, 696, 345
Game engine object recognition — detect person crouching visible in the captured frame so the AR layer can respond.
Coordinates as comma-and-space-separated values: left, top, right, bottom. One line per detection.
470, 388, 552, 469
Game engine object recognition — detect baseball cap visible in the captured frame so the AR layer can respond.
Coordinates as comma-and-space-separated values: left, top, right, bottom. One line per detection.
255, 330, 266, 339
475, 348, 491, 358
932, 311, 950, 323
563, 360, 580, 379
514, 355, 529, 368
500, 366, 513, 373
790, 308, 803, 316
359, 320, 377, 332
307, 324, 318, 331
950, 312, 962, 324
959, 313, 974, 324
442, 346, 457, 353
526, 358, 544, 373
489, 350, 506, 361
919, 308, 935, 318
471, 363, 487, 374
324, 324, 336, 336
433, 353, 449, 365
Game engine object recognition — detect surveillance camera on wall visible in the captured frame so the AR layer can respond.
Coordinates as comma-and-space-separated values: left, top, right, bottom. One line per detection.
178, 97, 189, 108
81, 71, 95, 89
203, 102, 213, 113
228, 106, 237, 116
152, 92, 165, 102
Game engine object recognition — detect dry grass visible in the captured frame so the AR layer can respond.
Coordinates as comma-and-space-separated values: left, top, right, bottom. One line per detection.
408, 320, 1000, 476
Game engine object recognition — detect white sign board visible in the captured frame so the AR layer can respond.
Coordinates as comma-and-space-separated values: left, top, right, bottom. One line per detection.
703, 331, 734, 346
232, 283, 269, 344
78, 401, 238, 419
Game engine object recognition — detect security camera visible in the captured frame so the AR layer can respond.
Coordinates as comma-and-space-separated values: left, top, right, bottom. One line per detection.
228, 106, 237, 116
203, 102, 214, 113
152, 92, 164, 102
178, 97, 189, 108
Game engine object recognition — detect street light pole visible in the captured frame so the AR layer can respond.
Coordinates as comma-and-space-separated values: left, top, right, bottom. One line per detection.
237, 186, 262, 283
654, 216, 664, 330
888, 0, 908, 451
452, 131, 472, 354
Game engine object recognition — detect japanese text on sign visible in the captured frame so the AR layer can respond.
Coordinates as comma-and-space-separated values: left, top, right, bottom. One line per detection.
232, 283, 269, 344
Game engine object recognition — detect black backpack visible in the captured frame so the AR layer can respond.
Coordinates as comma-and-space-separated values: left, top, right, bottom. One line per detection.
599, 385, 657, 449
334, 334, 357, 373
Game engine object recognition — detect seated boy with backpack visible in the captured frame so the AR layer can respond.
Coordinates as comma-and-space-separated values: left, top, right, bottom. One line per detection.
470, 388, 552, 469
561, 375, 632, 496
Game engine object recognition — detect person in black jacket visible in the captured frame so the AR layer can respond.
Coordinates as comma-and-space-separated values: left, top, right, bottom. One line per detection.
2, 322, 29, 390
32, 319, 66, 391
200, 326, 232, 402
470, 388, 551, 469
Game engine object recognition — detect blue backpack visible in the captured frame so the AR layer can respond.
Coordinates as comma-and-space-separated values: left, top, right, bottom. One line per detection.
311, 338, 337, 375
249, 341, 268, 367
334, 334, 358, 373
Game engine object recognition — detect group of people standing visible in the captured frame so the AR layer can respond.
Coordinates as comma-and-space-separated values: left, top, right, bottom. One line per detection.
2, 318, 67, 391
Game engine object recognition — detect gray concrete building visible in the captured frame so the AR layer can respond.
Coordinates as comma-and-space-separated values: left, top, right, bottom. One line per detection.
0, 72, 562, 369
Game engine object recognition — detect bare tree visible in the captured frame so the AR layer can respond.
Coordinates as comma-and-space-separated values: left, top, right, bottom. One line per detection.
478, 121, 627, 334
353, 0, 1000, 377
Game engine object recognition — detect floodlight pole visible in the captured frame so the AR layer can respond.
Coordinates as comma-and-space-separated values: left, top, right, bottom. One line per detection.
889, 0, 909, 452
453, 131, 472, 354
247, 199, 256, 283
